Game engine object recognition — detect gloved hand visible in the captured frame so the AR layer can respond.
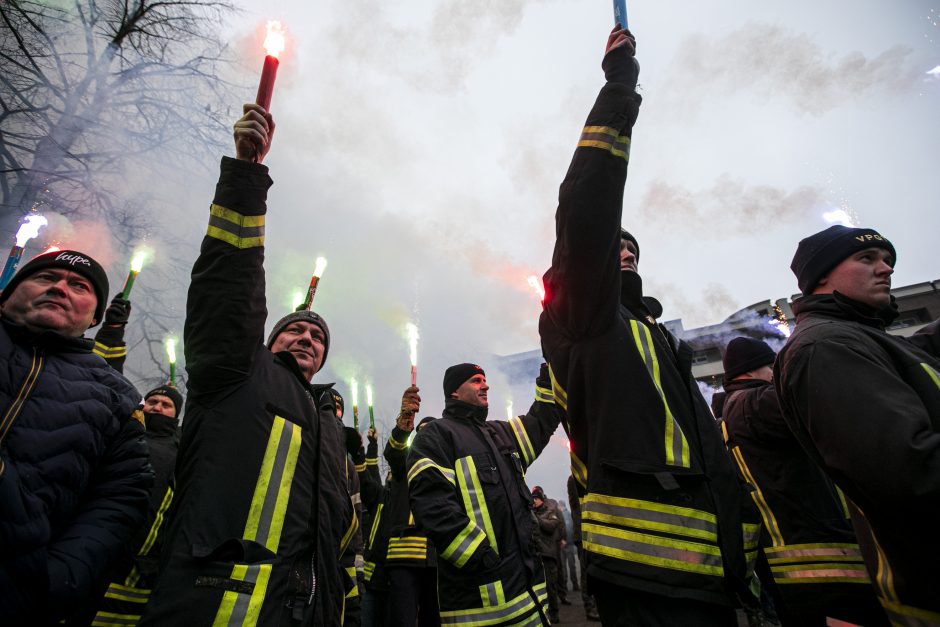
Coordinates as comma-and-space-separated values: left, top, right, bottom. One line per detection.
537, 362, 551, 389
104, 295, 132, 327
602, 26, 639, 90
367, 427, 378, 444
344, 427, 363, 456
396, 386, 421, 432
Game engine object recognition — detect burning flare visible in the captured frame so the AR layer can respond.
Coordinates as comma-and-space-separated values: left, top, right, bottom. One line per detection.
15, 215, 48, 247
313, 256, 328, 279
366, 383, 374, 407
291, 290, 304, 311
406, 323, 419, 367
263, 21, 286, 58
506, 400, 514, 421
166, 338, 177, 364
527, 275, 545, 302
350, 377, 359, 408
130, 250, 147, 273
822, 209, 856, 227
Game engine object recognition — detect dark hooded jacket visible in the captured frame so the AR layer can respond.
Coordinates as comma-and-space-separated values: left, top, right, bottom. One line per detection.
0, 320, 151, 625
774, 293, 940, 625
139, 157, 355, 626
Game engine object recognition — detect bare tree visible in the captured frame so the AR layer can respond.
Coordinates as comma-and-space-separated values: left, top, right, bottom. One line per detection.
0, 0, 235, 236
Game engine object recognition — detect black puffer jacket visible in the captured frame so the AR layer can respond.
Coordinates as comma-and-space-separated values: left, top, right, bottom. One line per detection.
0, 320, 151, 625
775, 293, 940, 625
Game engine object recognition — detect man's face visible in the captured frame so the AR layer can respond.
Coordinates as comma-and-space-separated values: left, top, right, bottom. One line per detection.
620, 238, 638, 273
0, 268, 98, 337
533, 497, 544, 508
814, 247, 894, 308
270, 320, 326, 381
452, 374, 489, 407
143, 394, 177, 418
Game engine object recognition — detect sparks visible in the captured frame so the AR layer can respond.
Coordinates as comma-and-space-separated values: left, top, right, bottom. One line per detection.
313, 256, 328, 278
406, 322, 419, 367
14, 215, 48, 247
822, 209, 856, 227
526, 275, 545, 302
366, 383, 374, 407
165, 338, 177, 364
263, 21, 286, 58
768, 318, 791, 338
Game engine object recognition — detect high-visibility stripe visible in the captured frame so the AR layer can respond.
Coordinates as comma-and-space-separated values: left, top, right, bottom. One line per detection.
835, 485, 851, 519
478, 580, 506, 607
363, 561, 375, 582
534, 385, 554, 404
91, 612, 141, 626
743, 522, 761, 574
103, 582, 152, 604
730, 446, 785, 547
628, 320, 691, 468
456, 456, 499, 555
577, 125, 631, 161
508, 416, 536, 467
583, 493, 718, 541
583, 521, 723, 576
770, 562, 869, 584
857, 507, 900, 603
0, 348, 43, 443
441, 520, 486, 568
764, 542, 863, 563
367, 503, 384, 549
440, 582, 546, 625
366, 457, 378, 466
136, 486, 174, 561
243, 416, 302, 553
354, 462, 366, 473
879, 599, 940, 626
345, 566, 359, 598
570, 452, 587, 488
340, 508, 359, 555
922, 362, 940, 390
93, 342, 127, 359
388, 433, 409, 450
387, 536, 429, 561
408, 457, 456, 486
547, 363, 568, 411
212, 563, 272, 627
207, 204, 265, 249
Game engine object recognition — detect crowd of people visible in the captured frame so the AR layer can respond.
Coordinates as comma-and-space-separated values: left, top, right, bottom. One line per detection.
1, 25, 938, 627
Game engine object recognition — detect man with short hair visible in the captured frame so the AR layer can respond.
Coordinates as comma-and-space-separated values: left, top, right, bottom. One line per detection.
775, 225, 940, 625
407, 363, 562, 625
140, 104, 354, 625
721, 337, 885, 626
0, 249, 151, 624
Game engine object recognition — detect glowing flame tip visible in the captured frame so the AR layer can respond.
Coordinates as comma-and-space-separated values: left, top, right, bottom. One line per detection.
366, 383, 374, 407
263, 21, 286, 58
526, 275, 545, 302
313, 256, 328, 278
165, 338, 177, 364
822, 209, 856, 228
406, 322, 419, 367
350, 377, 359, 407
14, 215, 48, 247
130, 251, 147, 273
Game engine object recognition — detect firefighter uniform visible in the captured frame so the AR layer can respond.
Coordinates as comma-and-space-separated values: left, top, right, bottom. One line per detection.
139, 157, 355, 626
406, 374, 561, 626
722, 378, 887, 626
538, 81, 760, 618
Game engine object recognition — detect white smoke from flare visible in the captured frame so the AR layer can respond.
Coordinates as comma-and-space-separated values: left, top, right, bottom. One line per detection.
822, 209, 856, 227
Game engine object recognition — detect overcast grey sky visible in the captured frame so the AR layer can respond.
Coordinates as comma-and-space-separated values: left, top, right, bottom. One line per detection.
142, 0, 940, 495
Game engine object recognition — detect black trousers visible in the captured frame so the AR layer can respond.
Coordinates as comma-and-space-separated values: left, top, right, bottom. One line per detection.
590, 576, 737, 627
386, 565, 440, 627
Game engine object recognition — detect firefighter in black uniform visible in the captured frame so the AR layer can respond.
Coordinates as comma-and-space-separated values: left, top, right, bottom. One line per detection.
407, 363, 562, 626
538, 28, 760, 625
332, 390, 365, 626
140, 104, 355, 626
720, 337, 887, 626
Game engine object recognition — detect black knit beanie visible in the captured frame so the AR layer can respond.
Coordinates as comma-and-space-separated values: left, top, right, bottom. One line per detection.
443, 363, 485, 397
145, 385, 184, 417
0, 249, 109, 326
330, 389, 344, 416
722, 337, 776, 381
265, 309, 330, 370
620, 228, 640, 261
417, 416, 437, 430
791, 225, 895, 295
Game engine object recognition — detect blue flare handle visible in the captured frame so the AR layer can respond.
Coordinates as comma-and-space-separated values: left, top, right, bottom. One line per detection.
613, 0, 629, 30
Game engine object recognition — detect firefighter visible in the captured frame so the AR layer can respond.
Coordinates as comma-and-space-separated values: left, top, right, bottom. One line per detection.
775, 225, 940, 625
720, 337, 887, 626
538, 28, 760, 625
407, 362, 562, 626
332, 390, 365, 626
139, 104, 355, 625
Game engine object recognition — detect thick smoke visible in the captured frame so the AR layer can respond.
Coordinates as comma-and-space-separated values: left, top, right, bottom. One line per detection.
661, 22, 923, 115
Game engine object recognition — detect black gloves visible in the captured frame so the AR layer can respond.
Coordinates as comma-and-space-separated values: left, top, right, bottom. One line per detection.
537, 362, 551, 389
104, 295, 132, 327
344, 426, 362, 456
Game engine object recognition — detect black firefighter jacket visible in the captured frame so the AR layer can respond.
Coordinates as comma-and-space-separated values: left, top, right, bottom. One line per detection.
722, 377, 884, 623
139, 157, 355, 627
538, 81, 760, 608
406, 383, 562, 627
774, 293, 940, 625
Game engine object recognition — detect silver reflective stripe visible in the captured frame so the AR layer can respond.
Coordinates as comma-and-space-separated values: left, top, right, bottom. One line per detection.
227, 565, 263, 624
583, 496, 717, 541
765, 543, 862, 562
441, 585, 542, 625
583, 522, 723, 576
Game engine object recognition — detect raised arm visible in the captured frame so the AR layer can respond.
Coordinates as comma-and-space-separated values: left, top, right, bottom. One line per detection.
503, 363, 563, 469
92, 296, 131, 373
184, 105, 274, 396
542, 28, 642, 339
384, 386, 420, 480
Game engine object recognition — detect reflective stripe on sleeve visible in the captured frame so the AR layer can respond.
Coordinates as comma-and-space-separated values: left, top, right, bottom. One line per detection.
408, 457, 456, 486
570, 452, 588, 489
387, 536, 429, 562
340, 509, 360, 555
207, 204, 265, 249
388, 433, 409, 450
243, 416, 302, 553
367, 503, 384, 550
577, 126, 631, 161
440, 520, 486, 568
93, 342, 127, 359
547, 364, 568, 411
730, 446, 784, 547
534, 384, 554, 404
508, 416, 536, 467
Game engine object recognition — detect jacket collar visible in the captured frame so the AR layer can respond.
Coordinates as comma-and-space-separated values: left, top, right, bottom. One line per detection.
620, 271, 659, 325
443, 397, 488, 424
1, 316, 94, 353
792, 292, 898, 329
723, 377, 770, 394
144, 412, 179, 436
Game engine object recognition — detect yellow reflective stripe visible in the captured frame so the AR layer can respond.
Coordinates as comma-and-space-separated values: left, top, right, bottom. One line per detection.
363, 561, 375, 582
388, 433, 409, 450
583, 521, 723, 576
212, 563, 272, 627
440, 582, 545, 625
354, 462, 366, 473
771, 562, 870, 584
456, 456, 499, 554
880, 599, 940, 625
577, 125, 631, 161
570, 452, 587, 488
340, 509, 360, 555
764, 542, 863, 562
243, 416, 302, 552
136, 486, 174, 559
478, 579, 506, 607
92, 612, 141, 626
547, 363, 568, 411
835, 485, 851, 519
367, 503, 384, 549
344, 565, 359, 598
441, 520, 486, 568
388, 536, 429, 561
207, 204, 265, 249
93, 342, 127, 359
102, 582, 151, 604
742, 523, 761, 550
534, 384, 554, 403
582, 493, 718, 542
508, 416, 536, 466
407, 457, 456, 486
629, 320, 690, 468
730, 446, 785, 547
922, 362, 940, 390
365, 457, 378, 466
